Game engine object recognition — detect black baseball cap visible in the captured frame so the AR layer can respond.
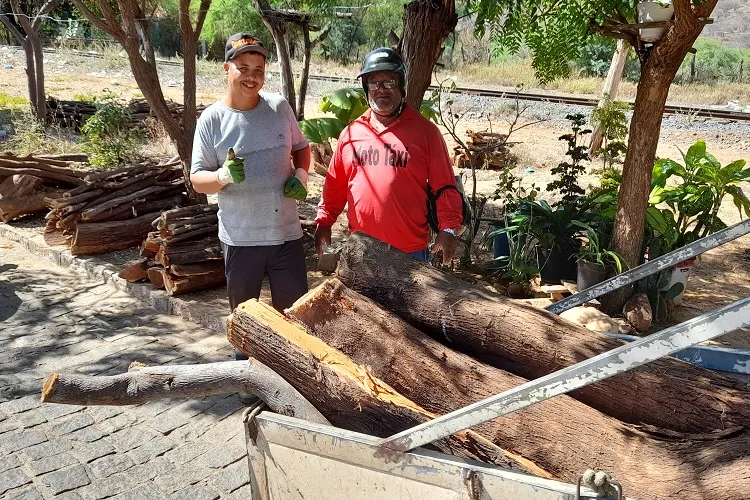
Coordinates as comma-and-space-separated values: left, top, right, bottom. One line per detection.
225, 33, 269, 62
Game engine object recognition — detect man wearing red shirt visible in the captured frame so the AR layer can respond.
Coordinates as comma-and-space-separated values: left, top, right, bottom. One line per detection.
315, 48, 463, 263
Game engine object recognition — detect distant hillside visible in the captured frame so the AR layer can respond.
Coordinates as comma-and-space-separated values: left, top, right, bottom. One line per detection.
702, 0, 750, 47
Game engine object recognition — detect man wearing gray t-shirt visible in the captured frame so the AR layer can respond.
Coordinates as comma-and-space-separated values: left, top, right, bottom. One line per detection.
191, 33, 311, 323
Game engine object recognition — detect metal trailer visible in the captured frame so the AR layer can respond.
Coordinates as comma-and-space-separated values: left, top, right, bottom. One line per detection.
242, 219, 750, 500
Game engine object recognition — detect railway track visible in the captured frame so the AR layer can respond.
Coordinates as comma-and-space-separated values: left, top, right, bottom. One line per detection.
13, 46, 750, 122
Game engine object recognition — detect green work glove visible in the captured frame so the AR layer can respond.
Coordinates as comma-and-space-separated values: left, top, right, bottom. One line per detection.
217, 147, 245, 185
284, 168, 308, 201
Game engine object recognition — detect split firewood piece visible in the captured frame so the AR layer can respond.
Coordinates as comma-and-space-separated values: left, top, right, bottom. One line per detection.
45, 189, 105, 209
162, 267, 225, 295
156, 204, 218, 230
71, 211, 163, 255
80, 185, 172, 221
119, 258, 155, 282
337, 232, 750, 435
0, 154, 88, 178
287, 278, 750, 500
228, 299, 528, 473
0, 166, 85, 187
169, 260, 224, 277
41, 360, 329, 425
154, 237, 222, 267
147, 267, 166, 289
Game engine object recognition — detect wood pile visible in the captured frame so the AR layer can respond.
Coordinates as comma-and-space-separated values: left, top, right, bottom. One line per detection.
44, 160, 187, 255
0, 152, 89, 223
120, 204, 225, 296
224, 231, 750, 500
46, 97, 207, 131
453, 129, 513, 170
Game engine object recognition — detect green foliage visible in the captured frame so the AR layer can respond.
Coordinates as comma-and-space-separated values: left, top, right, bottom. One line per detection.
492, 167, 539, 214
322, 18, 368, 63
0, 93, 29, 109
676, 37, 747, 84
150, 16, 182, 58
574, 220, 626, 272
489, 227, 539, 283
572, 36, 641, 81
547, 113, 590, 205
81, 96, 144, 168
201, 0, 273, 60
591, 96, 630, 175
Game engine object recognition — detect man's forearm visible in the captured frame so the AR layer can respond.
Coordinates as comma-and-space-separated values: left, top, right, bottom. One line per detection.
190, 171, 225, 194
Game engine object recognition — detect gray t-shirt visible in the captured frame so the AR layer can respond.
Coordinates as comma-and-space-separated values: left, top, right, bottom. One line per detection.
191, 92, 308, 246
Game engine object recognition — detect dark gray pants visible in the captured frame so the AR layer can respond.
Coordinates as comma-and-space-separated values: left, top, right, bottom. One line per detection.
221, 238, 308, 360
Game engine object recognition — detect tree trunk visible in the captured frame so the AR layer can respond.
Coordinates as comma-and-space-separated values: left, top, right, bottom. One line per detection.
287, 278, 750, 500
336, 232, 750, 434
608, 0, 718, 311
0, 174, 65, 222
22, 39, 38, 115
255, 0, 297, 117
228, 299, 529, 471
399, 0, 456, 109
41, 360, 329, 425
296, 23, 329, 121
72, 211, 163, 255
589, 39, 629, 155
29, 30, 46, 121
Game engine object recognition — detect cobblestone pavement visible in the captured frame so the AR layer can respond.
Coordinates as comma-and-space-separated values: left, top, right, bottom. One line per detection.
0, 236, 252, 500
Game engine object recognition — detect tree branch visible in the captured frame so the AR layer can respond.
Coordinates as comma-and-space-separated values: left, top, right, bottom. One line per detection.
10, 0, 33, 37
32, 0, 59, 31
0, 14, 25, 44
311, 23, 331, 49
194, 0, 211, 38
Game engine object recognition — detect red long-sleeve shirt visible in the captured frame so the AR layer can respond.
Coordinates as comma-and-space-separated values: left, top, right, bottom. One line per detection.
316, 106, 463, 253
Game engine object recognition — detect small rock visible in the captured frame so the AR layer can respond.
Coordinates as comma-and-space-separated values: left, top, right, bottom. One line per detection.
560, 306, 619, 333
623, 293, 652, 333
3, 64, 13, 69
507, 282, 527, 298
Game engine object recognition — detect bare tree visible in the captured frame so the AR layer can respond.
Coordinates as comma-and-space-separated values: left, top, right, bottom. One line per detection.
0, 0, 59, 121
70, 0, 211, 203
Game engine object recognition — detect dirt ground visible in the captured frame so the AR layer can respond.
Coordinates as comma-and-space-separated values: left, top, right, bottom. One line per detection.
2, 46, 750, 348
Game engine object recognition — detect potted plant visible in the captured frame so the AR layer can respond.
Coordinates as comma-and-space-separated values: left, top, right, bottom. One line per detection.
574, 222, 627, 291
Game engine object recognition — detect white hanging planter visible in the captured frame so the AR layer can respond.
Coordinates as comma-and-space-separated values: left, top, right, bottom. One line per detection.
637, 1, 675, 42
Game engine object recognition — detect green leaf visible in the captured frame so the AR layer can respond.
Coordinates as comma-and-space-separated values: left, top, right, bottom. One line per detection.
645, 206, 668, 234
684, 139, 706, 171
299, 117, 347, 144
725, 185, 750, 218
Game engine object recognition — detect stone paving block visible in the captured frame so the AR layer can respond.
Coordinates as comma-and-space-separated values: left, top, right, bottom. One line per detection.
129, 400, 174, 422
170, 485, 221, 500
109, 481, 164, 500
0, 395, 42, 415
38, 403, 85, 421
28, 451, 76, 475
208, 460, 249, 494
67, 426, 106, 443
127, 436, 175, 465
0, 467, 33, 495
71, 438, 116, 463
163, 442, 213, 466
0, 428, 47, 453
169, 418, 214, 442
0, 416, 20, 434
0, 454, 21, 472
151, 466, 213, 495
110, 427, 160, 452
89, 453, 136, 479
127, 456, 174, 482
50, 413, 96, 436
55, 492, 84, 500
24, 438, 73, 460
97, 412, 139, 434
85, 406, 124, 423
82, 472, 139, 500
223, 483, 253, 500
5, 487, 44, 500
41, 464, 91, 495
199, 440, 246, 469
0, 374, 21, 391
16, 409, 47, 428
200, 410, 245, 444
148, 411, 190, 435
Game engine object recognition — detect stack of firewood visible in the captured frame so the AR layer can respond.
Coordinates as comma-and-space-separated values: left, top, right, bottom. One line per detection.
44, 160, 187, 255
47, 97, 207, 131
453, 129, 513, 170
0, 153, 89, 223
120, 204, 225, 296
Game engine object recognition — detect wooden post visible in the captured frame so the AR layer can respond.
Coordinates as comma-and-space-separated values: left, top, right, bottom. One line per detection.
589, 39, 629, 155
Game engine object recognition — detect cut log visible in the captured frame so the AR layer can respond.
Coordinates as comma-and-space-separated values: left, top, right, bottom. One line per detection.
155, 238, 223, 267
141, 232, 161, 258
41, 360, 329, 425
0, 175, 65, 222
156, 204, 218, 229
0, 166, 85, 186
337, 232, 750, 434
169, 260, 224, 277
119, 258, 154, 282
147, 267, 166, 289
71, 211, 163, 255
287, 278, 750, 500
228, 299, 531, 473
162, 268, 225, 295
0, 154, 88, 177
80, 185, 172, 220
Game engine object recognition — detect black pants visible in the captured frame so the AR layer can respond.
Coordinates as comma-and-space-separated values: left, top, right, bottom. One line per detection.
222, 238, 308, 360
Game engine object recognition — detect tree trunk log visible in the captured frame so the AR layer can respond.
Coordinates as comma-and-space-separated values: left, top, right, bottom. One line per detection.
119, 258, 153, 282
71, 212, 163, 255
0, 166, 85, 186
399, 0, 456, 110
0, 174, 65, 222
155, 237, 223, 267
287, 278, 750, 500
147, 267, 166, 289
227, 299, 530, 472
336, 232, 750, 434
41, 360, 329, 425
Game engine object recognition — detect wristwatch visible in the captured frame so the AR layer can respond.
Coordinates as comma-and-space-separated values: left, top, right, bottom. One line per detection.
442, 228, 458, 236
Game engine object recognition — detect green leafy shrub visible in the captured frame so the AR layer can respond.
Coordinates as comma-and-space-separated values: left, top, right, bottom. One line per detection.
675, 37, 746, 84
81, 97, 144, 168
546, 113, 590, 205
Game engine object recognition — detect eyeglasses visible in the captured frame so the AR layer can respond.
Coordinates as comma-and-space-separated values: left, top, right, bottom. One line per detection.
366, 79, 398, 91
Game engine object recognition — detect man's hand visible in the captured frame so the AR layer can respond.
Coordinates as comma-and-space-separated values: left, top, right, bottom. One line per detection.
431, 230, 458, 265
217, 148, 245, 185
314, 224, 332, 257
284, 168, 308, 201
